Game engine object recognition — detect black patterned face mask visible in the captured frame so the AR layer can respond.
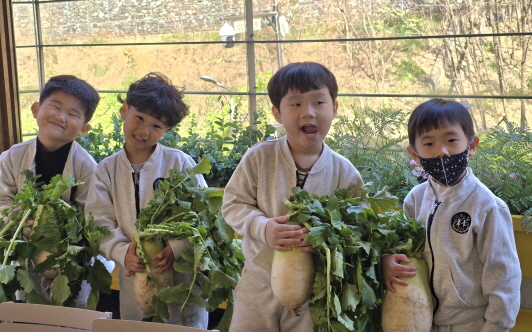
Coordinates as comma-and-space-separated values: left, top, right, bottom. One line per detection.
413, 146, 470, 186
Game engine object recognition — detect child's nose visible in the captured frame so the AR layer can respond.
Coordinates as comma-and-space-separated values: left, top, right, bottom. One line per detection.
54, 111, 66, 122
435, 145, 450, 157
302, 104, 316, 117
137, 124, 149, 135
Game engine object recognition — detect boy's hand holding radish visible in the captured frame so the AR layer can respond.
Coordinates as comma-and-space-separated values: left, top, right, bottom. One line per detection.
151, 241, 175, 274
124, 240, 147, 277
265, 215, 313, 252
382, 253, 417, 293
21, 219, 34, 238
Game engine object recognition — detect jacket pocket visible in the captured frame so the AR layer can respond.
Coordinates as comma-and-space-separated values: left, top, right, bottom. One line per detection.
433, 263, 471, 308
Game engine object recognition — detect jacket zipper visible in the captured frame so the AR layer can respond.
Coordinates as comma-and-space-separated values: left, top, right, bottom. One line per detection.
427, 200, 442, 315
132, 172, 140, 218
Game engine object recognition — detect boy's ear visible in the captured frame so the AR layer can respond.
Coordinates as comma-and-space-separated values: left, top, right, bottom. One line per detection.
407, 146, 421, 165
79, 123, 91, 136
272, 105, 282, 124
333, 100, 338, 118
120, 101, 128, 119
468, 136, 480, 157
31, 102, 40, 118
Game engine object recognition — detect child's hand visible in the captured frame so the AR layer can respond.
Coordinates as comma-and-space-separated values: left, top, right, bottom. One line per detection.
152, 241, 175, 274
382, 254, 417, 293
124, 240, 147, 277
265, 215, 304, 251
297, 226, 317, 253
22, 219, 34, 239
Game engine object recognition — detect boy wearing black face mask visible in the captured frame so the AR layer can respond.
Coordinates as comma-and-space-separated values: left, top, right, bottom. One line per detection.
383, 99, 521, 332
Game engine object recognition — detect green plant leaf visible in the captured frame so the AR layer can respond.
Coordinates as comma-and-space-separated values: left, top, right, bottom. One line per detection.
50, 275, 71, 304
16, 268, 35, 293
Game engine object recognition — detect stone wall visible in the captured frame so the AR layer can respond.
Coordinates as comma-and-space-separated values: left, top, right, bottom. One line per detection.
12, 0, 428, 43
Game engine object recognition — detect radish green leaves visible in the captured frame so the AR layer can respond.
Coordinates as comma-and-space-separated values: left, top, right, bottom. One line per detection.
285, 184, 425, 332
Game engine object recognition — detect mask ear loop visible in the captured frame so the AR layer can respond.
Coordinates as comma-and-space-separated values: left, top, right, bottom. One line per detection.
441, 155, 450, 187
409, 147, 429, 182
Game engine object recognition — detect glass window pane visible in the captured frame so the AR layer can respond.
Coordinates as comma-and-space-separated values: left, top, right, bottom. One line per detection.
13, 3, 36, 46
37, 0, 245, 44
19, 92, 40, 139
12, 0, 532, 136
16, 47, 40, 92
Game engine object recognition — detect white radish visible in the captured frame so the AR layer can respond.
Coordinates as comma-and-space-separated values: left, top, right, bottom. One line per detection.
31, 205, 59, 280
33, 250, 59, 279
382, 257, 433, 332
133, 239, 174, 313
271, 225, 314, 316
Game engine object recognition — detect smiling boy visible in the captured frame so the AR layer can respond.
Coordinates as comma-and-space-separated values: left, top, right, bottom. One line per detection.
0, 75, 100, 306
85, 72, 208, 327
222, 62, 364, 332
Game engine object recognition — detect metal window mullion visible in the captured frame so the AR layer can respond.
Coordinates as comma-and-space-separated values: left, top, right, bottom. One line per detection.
32, 0, 45, 90
14, 32, 532, 49
245, 0, 256, 127
13, 0, 85, 4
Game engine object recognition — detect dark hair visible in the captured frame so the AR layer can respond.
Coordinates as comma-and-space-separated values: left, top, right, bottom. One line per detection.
267, 62, 338, 111
40, 75, 100, 123
123, 72, 189, 128
408, 98, 475, 146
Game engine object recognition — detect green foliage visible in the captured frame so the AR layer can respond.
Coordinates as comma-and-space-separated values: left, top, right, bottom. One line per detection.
175, 115, 276, 187
326, 107, 418, 204
284, 184, 425, 332
133, 160, 243, 331
77, 108, 275, 187
76, 113, 124, 162
0, 171, 111, 307
88, 63, 110, 78
470, 118, 532, 220
395, 60, 425, 82
381, 10, 426, 36
77, 102, 532, 230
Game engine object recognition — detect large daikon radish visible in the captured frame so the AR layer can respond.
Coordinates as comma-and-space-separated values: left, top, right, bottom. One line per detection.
382, 258, 433, 332
271, 222, 314, 316
133, 239, 174, 313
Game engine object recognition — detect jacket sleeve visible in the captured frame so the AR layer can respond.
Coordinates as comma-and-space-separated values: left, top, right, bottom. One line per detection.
72, 147, 97, 208
222, 151, 270, 245
344, 165, 364, 198
85, 164, 130, 268
403, 191, 416, 220
0, 151, 18, 225
479, 205, 521, 332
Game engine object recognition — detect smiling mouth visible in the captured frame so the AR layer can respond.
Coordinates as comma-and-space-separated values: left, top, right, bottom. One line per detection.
133, 135, 147, 142
301, 124, 318, 136
49, 122, 65, 129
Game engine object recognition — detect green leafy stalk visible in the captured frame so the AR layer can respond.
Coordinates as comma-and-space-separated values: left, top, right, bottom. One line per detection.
2, 209, 31, 267
285, 183, 425, 332
133, 158, 243, 331
0, 171, 112, 307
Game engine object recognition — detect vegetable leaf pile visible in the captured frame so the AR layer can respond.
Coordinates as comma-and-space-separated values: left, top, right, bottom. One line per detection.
284, 183, 425, 332
133, 157, 243, 331
0, 170, 112, 308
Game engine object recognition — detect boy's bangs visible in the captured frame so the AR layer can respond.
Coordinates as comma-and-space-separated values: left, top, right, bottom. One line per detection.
416, 116, 455, 138
284, 74, 326, 95
135, 106, 168, 127
278, 64, 337, 98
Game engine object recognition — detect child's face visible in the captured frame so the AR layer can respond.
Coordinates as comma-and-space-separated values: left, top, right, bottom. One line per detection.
272, 87, 338, 155
121, 103, 169, 160
408, 123, 477, 160
32, 91, 90, 151
407, 122, 479, 185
